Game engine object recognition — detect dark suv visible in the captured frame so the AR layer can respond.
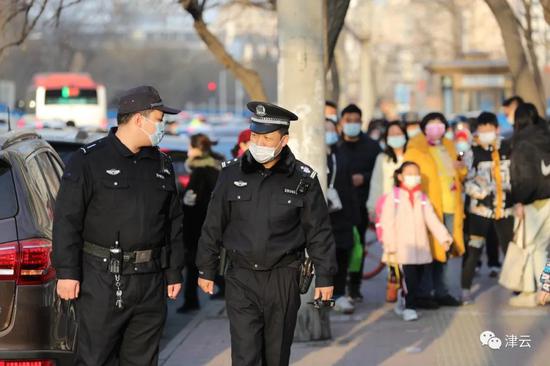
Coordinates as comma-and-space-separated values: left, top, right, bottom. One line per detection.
0, 130, 76, 365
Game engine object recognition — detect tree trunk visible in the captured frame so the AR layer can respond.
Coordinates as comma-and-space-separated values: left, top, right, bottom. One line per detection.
277, 0, 331, 342
193, 19, 268, 101
484, 0, 546, 115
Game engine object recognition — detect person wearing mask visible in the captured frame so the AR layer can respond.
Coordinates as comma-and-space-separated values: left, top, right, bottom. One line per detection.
379, 162, 453, 321
403, 112, 422, 139
52, 86, 184, 365
367, 121, 408, 217
325, 100, 339, 124
404, 112, 466, 308
178, 133, 224, 313
461, 112, 513, 304
502, 95, 524, 126
506, 103, 550, 307
337, 103, 382, 301
196, 101, 337, 365
367, 118, 388, 149
326, 121, 360, 313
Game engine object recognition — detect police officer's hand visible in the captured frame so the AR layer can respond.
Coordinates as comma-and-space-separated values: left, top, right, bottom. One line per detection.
198, 278, 215, 295
315, 286, 334, 301
57, 279, 80, 300
352, 174, 364, 187
167, 283, 182, 300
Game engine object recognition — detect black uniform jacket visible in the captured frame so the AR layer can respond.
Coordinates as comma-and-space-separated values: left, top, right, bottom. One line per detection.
52, 128, 184, 284
195, 147, 337, 287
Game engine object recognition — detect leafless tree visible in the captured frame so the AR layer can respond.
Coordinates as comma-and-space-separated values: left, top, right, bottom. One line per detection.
485, 0, 546, 114
180, 0, 350, 101
0, 0, 82, 60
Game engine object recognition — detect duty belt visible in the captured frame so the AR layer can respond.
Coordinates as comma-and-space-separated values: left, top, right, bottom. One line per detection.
227, 250, 303, 271
83, 241, 167, 264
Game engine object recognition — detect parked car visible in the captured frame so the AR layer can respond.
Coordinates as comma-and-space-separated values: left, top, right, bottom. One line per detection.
0, 130, 76, 365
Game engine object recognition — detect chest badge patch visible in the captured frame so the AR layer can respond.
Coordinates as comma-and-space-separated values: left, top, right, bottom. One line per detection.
284, 188, 298, 195
106, 169, 120, 176
156, 173, 165, 180
234, 180, 248, 187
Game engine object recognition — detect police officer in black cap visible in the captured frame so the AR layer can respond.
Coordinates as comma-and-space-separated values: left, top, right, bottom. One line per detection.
196, 101, 337, 366
52, 85, 184, 365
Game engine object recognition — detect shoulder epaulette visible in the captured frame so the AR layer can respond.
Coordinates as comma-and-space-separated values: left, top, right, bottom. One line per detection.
221, 158, 239, 169
79, 137, 107, 155
298, 163, 317, 179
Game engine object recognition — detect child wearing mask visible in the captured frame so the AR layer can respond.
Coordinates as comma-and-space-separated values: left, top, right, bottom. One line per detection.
379, 161, 453, 321
461, 112, 514, 304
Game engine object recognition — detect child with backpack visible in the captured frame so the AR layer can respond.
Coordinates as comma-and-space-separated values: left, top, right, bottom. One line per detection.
378, 161, 453, 321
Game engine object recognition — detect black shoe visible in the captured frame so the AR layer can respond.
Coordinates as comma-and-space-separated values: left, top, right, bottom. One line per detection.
177, 302, 200, 314
348, 289, 364, 303
414, 297, 440, 310
435, 295, 462, 307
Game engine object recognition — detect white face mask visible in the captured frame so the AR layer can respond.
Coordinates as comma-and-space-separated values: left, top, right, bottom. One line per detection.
478, 131, 497, 145
248, 140, 283, 164
403, 175, 421, 189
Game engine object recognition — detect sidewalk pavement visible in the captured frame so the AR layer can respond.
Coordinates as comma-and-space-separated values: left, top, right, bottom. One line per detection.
160, 256, 550, 366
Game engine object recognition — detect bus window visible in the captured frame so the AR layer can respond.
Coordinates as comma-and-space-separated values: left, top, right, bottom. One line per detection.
45, 88, 98, 105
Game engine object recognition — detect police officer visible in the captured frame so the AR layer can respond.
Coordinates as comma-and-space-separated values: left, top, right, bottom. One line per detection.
52, 86, 184, 366
196, 101, 337, 366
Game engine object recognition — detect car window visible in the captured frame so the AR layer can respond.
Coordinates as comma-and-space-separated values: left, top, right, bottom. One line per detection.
0, 161, 18, 219
47, 152, 64, 179
25, 152, 58, 221
34, 152, 61, 198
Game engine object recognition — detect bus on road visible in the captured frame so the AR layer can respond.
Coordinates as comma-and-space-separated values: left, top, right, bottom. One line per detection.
26, 73, 107, 130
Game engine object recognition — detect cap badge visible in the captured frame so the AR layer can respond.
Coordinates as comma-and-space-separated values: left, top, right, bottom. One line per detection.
256, 105, 266, 117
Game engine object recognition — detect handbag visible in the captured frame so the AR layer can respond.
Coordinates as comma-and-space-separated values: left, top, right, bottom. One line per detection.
326, 153, 343, 213
386, 262, 400, 303
499, 218, 529, 292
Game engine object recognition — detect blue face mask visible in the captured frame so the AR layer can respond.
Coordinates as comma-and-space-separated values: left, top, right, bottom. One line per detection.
456, 141, 470, 153
325, 131, 339, 146
141, 116, 166, 146
343, 122, 361, 137
386, 135, 407, 149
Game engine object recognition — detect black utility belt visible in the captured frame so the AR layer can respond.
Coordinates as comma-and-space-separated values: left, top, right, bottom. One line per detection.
227, 250, 303, 271
83, 241, 168, 265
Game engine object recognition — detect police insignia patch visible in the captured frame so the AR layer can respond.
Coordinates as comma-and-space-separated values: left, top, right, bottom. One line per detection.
234, 180, 248, 187
106, 169, 121, 176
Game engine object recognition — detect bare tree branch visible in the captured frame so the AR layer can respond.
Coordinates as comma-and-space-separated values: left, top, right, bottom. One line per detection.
0, 0, 47, 60
326, 0, 350, 70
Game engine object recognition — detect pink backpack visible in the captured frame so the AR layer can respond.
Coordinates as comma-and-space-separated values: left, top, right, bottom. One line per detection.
374, 187, 427, 243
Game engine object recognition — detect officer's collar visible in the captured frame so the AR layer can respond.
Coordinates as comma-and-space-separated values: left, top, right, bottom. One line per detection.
241, 146, 296, 176
108, 127, 160, 160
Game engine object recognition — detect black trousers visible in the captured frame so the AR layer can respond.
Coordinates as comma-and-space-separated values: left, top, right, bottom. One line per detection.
225, 265, 301, 366
75, 254, 167, 366
184, 263, 200, 306
334, 247, 352, 298
462, 216, 514, 289
348, 206, 368, 289
401, 264, 426, 310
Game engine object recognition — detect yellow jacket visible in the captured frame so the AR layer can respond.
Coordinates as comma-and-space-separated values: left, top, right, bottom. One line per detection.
404, 134, 466, 262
